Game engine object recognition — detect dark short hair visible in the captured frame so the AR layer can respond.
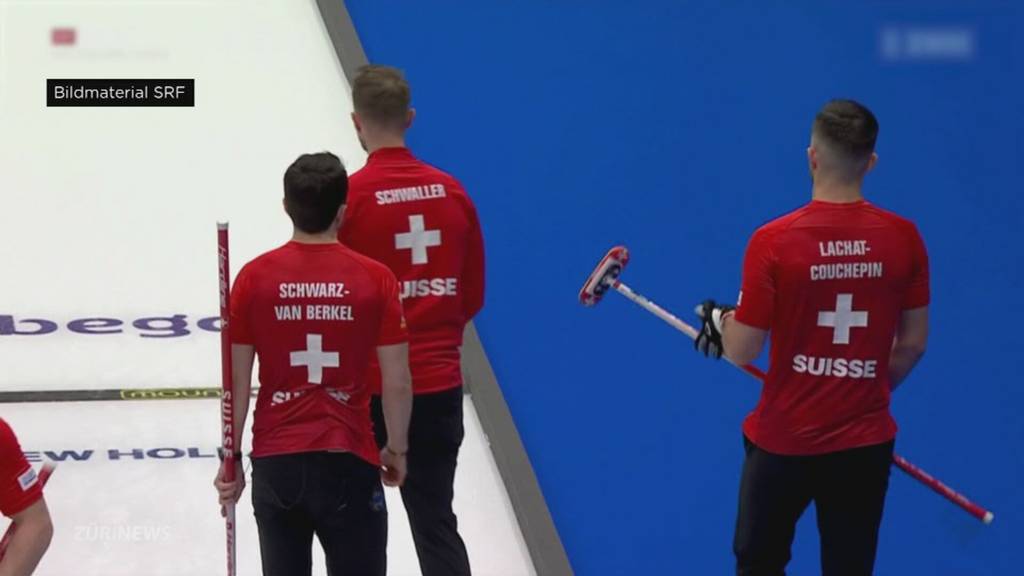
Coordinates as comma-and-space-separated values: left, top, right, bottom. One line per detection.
283, 152, 348, 234
812, 100, 879, 165
352, 65, 411, 129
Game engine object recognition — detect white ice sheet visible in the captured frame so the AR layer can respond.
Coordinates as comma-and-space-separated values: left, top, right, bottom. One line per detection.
2, 396, 533, 576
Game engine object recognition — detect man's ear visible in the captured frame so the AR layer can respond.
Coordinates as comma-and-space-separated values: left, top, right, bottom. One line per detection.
807, 146, 818, 171
351, 112, 361, 132
405, 108, 416, 130
865, 152, 879, 174
335, 203, 347, 230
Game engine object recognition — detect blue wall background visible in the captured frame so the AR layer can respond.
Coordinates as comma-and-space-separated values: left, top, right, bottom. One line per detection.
347, 2, 1023, 574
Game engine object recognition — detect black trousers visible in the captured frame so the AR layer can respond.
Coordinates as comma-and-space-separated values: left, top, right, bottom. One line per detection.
251, 451, 387, 576
734, 436, 894, 576
372, 386, 471, 576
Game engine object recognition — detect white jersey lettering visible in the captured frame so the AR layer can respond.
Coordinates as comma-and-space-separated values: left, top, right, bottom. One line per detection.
278, 283, 347, 299
398, 277, 458, 299
375, 184, 447, 205
305, 305, 354, 321
791, 354, 878, 379
810, 262, 884, 281
819, 240, 870, 257
274, 305, 302, 321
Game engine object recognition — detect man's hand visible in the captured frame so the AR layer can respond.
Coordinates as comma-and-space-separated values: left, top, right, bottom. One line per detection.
213, 459, 245, 517
380, 446, 407, 487
695, 300, 735, 359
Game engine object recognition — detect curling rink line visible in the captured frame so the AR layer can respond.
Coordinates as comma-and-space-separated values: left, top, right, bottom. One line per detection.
2, 396, 534, 576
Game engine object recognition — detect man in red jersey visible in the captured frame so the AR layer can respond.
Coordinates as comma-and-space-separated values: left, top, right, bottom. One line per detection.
695, 100, 929, 576
339, 65, 483, 576
214, 152, 413, 576
0, 418, 53, 576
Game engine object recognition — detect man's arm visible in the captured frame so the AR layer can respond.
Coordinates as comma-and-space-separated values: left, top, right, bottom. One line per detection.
721, 313, 769, 366
889, 306, 928, 391
695, 226, 773, 364
377, 343, 412, 453
891, 223, 930, 391
0, 499, 52, 576
377, 343, 412, 487
231, 344, 256, 448
695, 227, 774, 364
214, 343, 254, 511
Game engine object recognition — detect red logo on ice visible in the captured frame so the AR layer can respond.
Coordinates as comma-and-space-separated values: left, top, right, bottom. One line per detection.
51, 27, 77, 46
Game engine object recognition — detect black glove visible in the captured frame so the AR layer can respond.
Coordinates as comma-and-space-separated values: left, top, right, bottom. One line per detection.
694, 300, 735, 359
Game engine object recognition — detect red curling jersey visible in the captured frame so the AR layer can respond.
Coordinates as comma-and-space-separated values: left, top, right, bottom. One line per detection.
0, 418, 44, 517
734, 200, 929, 455
339, 147, 485, 395
230, 242, 407, 464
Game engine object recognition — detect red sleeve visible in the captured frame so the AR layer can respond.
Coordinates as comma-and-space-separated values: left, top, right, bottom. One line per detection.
733, 227, 776, 331
0, 420, 43, 517
903, 224, 930, 309
460, 194, 485, 321
230, 264, 255, 345
377, 270, 409, 346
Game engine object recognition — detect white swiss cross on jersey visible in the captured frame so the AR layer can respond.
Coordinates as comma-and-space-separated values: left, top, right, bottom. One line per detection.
817, 293, 869, 345
395, 214, 442, 265
289, 334, 339, 384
